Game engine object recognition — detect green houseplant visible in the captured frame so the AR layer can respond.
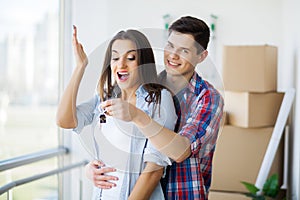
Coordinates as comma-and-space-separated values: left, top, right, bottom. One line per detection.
241, 174, 286, 200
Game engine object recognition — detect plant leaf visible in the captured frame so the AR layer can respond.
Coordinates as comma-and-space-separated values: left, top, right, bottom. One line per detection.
245, 193, 265, 200
241, 181, 260, 194
263, 174, 279, 198
256, 196, 266, 200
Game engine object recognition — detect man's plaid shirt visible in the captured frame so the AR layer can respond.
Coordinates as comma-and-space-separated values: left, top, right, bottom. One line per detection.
164, 72, 224, 200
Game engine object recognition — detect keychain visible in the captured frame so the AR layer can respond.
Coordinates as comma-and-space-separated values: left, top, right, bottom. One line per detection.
98, 91, 117, 124
99, 113, 106, 123
98, 105, 106, 123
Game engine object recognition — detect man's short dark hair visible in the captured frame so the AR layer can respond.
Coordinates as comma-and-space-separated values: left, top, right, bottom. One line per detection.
169, 16, 210, 54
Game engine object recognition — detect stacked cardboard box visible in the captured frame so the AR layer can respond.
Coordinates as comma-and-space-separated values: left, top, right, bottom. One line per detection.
209, 191, 250, 200
209, 45, 284, 199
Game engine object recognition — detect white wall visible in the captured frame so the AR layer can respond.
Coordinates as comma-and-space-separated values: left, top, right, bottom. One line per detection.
68, 0, 299, 199
282, 0, 300, 199
105, 0, 283, 75
72, 0, 284, 76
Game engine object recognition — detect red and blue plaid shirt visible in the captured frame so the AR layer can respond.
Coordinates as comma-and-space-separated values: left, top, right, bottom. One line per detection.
162, 72, 224, 200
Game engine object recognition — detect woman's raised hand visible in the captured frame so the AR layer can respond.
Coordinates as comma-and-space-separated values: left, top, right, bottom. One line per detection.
72, 25, 88, 68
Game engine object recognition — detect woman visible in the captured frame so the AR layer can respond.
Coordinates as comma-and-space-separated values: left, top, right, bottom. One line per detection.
56, 26, 177, 199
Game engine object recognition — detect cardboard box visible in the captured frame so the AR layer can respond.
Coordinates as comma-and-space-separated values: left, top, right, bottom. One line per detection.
224, 91, 284, 128
211, 125, 283, 193
209, 191, 250, 200
222, 45, 277, 92
220, 111, 228, 126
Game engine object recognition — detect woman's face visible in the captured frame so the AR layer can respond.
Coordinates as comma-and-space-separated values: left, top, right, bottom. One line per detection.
111, 39, 140, 93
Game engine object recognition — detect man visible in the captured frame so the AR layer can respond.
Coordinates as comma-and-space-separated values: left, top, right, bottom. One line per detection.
86, 16, 224, 199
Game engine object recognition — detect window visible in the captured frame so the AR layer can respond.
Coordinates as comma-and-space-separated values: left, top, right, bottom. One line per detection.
0, 0, 60, 199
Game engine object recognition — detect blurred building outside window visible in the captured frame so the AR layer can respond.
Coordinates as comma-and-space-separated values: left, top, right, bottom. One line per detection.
0, 0, 60, 199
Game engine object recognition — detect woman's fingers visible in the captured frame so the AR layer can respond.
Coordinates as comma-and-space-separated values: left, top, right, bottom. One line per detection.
101, 99, 136, 121
72, 25, 80, 51
71, 25, 88, 67
101, 99, 114, 108
73, 25, 77, 39
101, 99, 114, 116
72, 25, 78, 45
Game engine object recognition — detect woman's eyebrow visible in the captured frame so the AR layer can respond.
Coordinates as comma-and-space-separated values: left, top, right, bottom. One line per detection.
127, 49, 137, 53
112, 49, 137, 54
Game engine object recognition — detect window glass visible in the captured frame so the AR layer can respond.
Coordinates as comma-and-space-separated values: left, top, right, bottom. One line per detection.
0, 0, 60, 199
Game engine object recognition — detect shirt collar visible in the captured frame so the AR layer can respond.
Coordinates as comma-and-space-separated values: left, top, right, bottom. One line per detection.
135, 85, 147, 98
158, 70, 204, 95
188, 72, 203, 95
176, 72, 203, 96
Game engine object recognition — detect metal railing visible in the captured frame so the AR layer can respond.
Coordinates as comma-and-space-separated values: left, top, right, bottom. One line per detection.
0, 147, 68, 172
0, 147, 88, 198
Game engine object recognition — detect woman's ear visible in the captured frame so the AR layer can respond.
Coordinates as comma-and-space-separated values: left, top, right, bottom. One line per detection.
198, 50, 208, 63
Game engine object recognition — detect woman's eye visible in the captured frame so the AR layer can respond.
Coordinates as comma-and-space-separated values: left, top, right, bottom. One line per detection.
127, 55, 136, 61
112, 57, 119, 61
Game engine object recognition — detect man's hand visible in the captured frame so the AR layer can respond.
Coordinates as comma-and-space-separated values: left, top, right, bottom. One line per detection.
85, 160, 119, 189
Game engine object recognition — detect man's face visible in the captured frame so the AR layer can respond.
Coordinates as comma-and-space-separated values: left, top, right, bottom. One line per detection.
164, 31, 200, 78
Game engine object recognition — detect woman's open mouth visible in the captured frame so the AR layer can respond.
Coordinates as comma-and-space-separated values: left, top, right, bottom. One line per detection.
117, 71, 129, 81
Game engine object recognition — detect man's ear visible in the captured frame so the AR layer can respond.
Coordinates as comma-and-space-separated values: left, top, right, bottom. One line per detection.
197, 50, 208, 63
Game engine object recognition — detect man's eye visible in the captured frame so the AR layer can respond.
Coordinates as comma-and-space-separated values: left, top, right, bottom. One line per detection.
182, 49, 189, 54
166, 43, 173, 48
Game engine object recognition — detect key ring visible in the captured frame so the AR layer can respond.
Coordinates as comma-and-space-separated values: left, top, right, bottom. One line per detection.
98, 105, 106, 123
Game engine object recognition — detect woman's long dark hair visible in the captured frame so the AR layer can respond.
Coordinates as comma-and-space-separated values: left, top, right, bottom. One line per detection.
98, 30, 165, 107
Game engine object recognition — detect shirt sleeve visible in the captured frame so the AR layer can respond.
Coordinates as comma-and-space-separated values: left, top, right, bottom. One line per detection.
144, 141, 172, 167
152, 89, 178, 130
73, 95, 98, 134
179, 89, 224, 156
143, 89, 177, 166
